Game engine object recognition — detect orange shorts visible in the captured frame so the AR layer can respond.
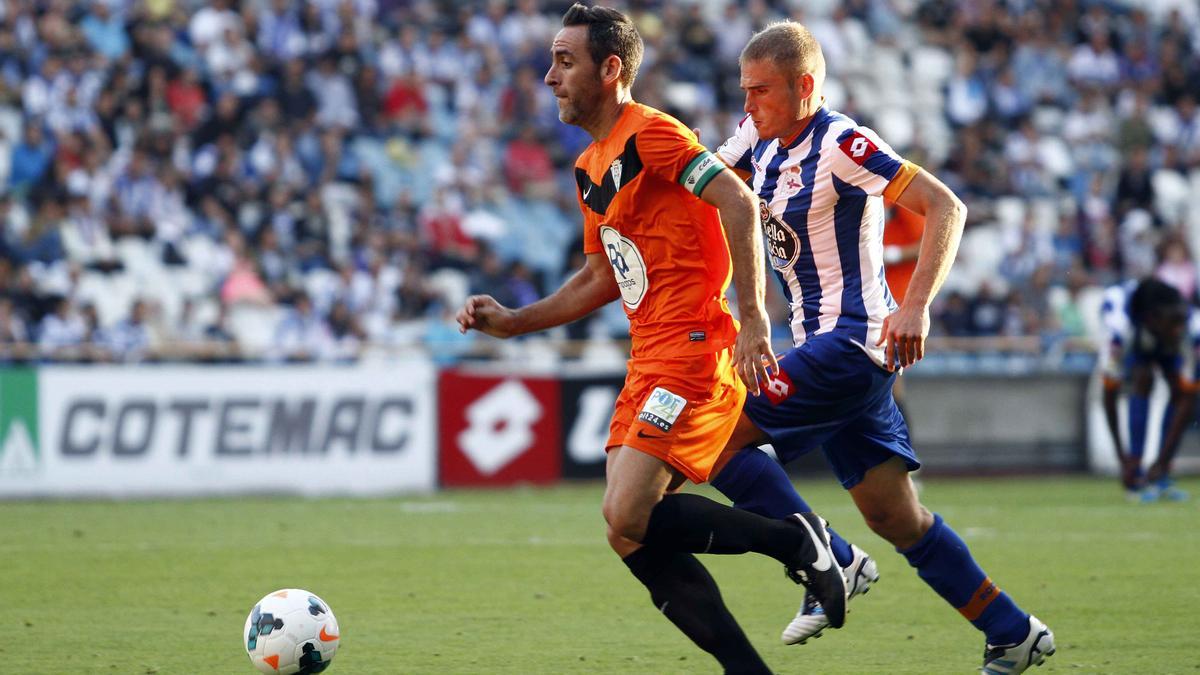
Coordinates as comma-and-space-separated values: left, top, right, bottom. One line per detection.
606, 346, 747, 484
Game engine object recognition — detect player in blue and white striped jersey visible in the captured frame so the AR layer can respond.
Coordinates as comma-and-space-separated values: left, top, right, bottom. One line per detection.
703, 21, 1054, 673
1098, 278, 1195, 502
716, 95, 910, 366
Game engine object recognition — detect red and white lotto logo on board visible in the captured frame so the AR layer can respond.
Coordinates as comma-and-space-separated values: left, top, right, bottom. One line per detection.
438, 371, 561, 487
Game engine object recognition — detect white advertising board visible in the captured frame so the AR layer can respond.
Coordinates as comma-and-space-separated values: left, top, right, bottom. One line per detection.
0, 363, 436, 497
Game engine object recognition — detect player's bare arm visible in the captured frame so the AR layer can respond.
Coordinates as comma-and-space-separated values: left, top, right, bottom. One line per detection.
456, 252, 619, 338
699, 168, 778, 395
1100, 379, 1141, 486
1152, 376, 1195, 482
877, 169, 966, 370
1100, 380, 1127, 456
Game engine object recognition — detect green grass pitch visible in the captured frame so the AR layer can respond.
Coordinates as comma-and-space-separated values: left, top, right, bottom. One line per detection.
2, 476, 1196, 674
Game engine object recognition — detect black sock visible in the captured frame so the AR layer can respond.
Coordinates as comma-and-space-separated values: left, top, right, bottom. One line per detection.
642, 493, 813, 567
623, 546, 771, 674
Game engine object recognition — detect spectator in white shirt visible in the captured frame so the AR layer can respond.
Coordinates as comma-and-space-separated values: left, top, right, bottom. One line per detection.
97, 298, 152, 363
37, 295, 87, 360
189, 0, 241, 54
0, 297, 29, 358
1068, 32, 1121, 88
305, 53, 358, 129
271, 292, 335, 362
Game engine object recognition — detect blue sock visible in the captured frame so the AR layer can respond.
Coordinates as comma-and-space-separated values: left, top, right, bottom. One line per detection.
1128, 394, 1149, 465
711, 447, 854, 567
899, 513, 1028, 645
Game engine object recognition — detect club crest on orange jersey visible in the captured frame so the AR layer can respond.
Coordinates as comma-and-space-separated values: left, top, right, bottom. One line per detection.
610, 158, 624, 190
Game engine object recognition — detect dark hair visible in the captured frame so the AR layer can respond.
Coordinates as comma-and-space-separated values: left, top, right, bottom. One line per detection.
562, 3, 643, 88
1130, 278, 1184, 322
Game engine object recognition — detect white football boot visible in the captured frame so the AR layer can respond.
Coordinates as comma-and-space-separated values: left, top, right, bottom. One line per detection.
980, 615, 1055, 674
782, 543, 879, 645
783, 513, 848, 629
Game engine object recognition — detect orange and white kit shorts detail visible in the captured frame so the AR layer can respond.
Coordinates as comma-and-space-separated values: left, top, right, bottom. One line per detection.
606, 346, 747, 484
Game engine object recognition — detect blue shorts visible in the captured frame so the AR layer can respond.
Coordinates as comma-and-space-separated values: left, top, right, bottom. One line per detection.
1123, 349, 1182, 380
743, 332, 919, 489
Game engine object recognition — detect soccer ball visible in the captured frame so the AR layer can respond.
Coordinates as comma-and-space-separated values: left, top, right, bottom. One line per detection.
244, 589, 340, 674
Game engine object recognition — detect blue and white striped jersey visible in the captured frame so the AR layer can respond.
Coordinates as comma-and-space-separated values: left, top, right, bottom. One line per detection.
1098, 280, 1200, 383
716, 105, 918, 367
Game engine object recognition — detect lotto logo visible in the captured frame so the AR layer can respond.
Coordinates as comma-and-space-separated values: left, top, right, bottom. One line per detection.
438, 372, 562, 486
839, 132, 878, 166
763, 368, 795, 405
457, 380, 543, 475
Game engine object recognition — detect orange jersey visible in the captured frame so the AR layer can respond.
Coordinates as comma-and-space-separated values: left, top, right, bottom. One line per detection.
576, 102, 737, 360
883, 203, 924, 305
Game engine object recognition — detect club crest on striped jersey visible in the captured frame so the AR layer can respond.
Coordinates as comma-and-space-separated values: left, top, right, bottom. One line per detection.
838, 131, 878, 166
778, 165, 804, 198
760, 200, 799, 270
600, 225, 648, 310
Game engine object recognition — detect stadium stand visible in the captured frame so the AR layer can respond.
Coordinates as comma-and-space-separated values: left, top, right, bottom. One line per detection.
0, 0, 1197, 367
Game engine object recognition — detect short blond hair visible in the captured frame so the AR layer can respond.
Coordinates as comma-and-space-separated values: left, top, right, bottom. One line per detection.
740, 21, 826, 85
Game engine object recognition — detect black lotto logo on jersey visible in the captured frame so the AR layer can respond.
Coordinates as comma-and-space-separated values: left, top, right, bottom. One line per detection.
760, 200, 799, 270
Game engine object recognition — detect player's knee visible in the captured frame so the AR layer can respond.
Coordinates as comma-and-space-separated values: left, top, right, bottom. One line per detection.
601, 501, 648, 544
860, 508, 893, 539
604, 524, 625, 552
608, 514, 648, 543
862, 505, 927, 548
605, 525, 641, 557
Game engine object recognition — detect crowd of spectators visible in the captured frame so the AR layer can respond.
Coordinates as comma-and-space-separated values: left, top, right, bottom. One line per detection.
0, 0, 1197, 365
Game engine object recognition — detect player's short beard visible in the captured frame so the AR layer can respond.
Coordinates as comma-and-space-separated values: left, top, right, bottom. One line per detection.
557, 77, 603, 127
557, 96, 583, 125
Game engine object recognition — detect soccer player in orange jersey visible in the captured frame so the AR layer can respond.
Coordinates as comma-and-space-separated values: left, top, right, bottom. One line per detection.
882, 202, 923, 428
882, 203, 924, 306
456, 5, 846, 671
